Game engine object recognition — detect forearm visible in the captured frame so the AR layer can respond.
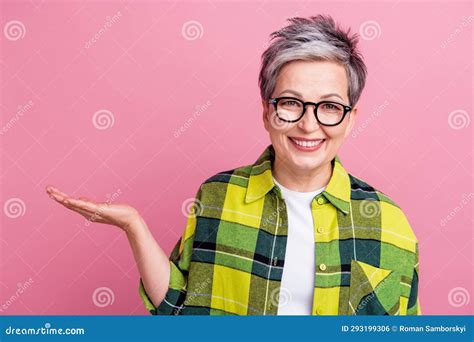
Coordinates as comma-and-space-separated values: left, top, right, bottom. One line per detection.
126, 217, 170, 308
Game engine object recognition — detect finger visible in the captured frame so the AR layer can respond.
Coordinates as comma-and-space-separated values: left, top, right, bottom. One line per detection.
47, 186, 71, 199
65, 204, 102, 222
47, 189, 68, 202
63, 199, 103, 222
45, 185, 59, 194
64, 203, 92, 217
48, 191, 105, 223
64, 198, 103, 214
78, 196, 98, 204
48, 192, 67, 203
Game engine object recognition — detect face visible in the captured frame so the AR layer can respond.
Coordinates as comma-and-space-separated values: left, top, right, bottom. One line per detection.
262, 60, 358, 174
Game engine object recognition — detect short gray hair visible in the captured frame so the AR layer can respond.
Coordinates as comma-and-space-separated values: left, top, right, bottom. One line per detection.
258, 15, 367, 106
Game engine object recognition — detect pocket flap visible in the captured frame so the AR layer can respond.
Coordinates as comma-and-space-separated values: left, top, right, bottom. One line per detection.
348, 259, 400, 315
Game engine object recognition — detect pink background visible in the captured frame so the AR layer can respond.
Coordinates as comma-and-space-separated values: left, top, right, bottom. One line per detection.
1, 0, 472, 315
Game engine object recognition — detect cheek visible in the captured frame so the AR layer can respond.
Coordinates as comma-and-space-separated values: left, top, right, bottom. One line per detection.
325, 124, 346, 139
269, 131, 290, 145
324, 127, 346, 150
266, 120, 293, 140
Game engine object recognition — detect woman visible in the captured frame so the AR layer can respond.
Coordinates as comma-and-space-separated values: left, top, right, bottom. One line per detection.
46, 15, 420, 315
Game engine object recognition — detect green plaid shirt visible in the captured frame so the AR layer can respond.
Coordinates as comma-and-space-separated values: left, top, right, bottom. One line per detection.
139, 144, 420, 315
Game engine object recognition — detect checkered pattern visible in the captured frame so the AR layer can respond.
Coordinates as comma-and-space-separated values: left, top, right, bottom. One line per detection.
139, 144, 420, 315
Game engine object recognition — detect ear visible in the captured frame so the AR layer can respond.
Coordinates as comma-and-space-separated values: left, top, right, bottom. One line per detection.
262, 99, 270, 132
343, 105, 358, 139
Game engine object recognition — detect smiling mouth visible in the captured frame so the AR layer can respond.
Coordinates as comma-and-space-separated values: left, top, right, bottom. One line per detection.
288, 137, 325, 148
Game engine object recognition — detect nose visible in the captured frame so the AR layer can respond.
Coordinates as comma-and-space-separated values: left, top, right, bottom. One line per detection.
297, 104, 321, 132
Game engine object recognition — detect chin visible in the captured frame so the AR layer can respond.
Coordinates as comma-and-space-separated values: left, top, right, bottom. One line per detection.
289, 154, 325, 171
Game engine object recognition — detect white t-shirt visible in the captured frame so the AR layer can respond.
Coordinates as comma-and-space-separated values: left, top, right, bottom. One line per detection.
273, 176, 326, 315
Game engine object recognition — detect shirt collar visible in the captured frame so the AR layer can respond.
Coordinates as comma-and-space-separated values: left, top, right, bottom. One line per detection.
245, 144, 351, 215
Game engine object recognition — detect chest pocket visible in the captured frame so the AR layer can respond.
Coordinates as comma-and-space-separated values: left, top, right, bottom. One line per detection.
348, 259, 400, 315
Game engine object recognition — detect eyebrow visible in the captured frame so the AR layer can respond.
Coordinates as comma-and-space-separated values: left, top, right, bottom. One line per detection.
278, 89, 345, 101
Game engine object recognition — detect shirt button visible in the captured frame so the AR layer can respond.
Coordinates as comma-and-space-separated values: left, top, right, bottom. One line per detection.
317, 198, 324, 205
317, 227, 324, 233
272, 257, 278, 266
319, 263, 327, 271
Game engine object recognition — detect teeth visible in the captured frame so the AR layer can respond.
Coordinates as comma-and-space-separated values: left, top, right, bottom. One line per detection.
291, 138, 324, 147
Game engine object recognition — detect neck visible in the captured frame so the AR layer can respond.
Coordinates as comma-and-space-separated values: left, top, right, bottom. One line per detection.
272, 155, 332, 192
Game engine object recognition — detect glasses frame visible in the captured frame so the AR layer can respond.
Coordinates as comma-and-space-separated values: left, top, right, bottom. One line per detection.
268, 96, 352, 127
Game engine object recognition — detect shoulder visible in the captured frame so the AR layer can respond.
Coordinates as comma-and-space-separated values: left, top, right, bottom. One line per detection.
193, 163, 253, 206
347, 172, 418, 248
203, 162, 254, 185
198, 164, 253, 192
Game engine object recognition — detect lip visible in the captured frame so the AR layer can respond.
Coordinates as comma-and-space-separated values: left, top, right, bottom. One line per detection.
288, 136, 326, 152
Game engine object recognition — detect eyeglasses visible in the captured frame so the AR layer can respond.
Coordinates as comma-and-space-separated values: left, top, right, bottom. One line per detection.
268, 97, 352, 126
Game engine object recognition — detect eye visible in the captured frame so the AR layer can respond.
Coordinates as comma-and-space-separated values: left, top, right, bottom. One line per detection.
282, 100, 298, 106
280, 99, 302, 108
321, 103, 342, 112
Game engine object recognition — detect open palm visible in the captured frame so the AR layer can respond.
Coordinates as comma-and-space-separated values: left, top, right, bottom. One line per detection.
46, 186, 139, 232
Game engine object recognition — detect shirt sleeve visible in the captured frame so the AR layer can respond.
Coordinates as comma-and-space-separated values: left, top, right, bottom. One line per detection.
406, 243, 421, 315
138, 187, 201, 315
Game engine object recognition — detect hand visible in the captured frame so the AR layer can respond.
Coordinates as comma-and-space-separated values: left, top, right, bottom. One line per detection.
45, 185, 142, 233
